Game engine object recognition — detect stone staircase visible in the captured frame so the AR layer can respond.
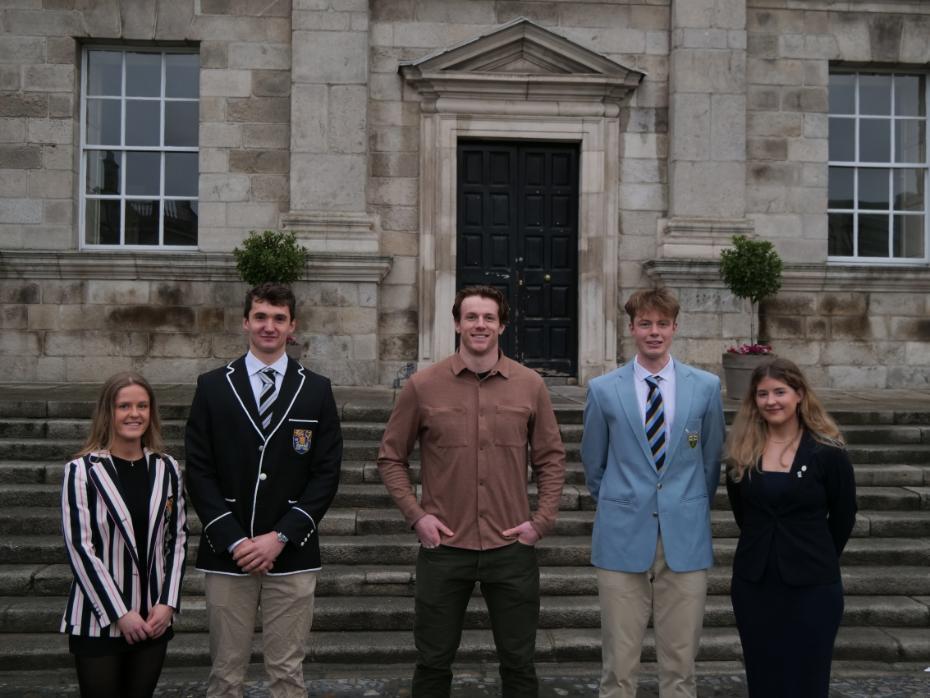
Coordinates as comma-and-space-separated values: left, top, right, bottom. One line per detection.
0, 390, 929, 672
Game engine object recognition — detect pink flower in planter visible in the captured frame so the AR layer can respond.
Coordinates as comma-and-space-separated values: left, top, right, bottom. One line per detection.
726, 343, 773, 355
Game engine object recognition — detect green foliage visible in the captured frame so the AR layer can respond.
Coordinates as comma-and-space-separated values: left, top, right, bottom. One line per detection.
719, 234, 784, 346
719, 234, 783, 305
233, 230, 310, 286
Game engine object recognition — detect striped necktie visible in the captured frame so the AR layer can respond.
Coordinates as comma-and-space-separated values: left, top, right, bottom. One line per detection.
258, 367, 278, 431
645, 375, 666, 470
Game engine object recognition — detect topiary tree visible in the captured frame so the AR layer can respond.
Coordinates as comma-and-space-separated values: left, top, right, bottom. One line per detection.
719, 234, 783, 348
233, 230, 310, 286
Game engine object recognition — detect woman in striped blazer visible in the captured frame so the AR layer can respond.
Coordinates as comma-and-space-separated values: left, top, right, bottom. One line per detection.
60, 371, 187, 698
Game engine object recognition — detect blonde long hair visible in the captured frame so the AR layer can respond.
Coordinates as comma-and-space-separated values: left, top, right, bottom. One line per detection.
725, 358, 844, 482
75, 372, 165, 457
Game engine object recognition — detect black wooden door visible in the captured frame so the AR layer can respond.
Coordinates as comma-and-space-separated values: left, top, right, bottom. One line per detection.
457, 141, 578, 376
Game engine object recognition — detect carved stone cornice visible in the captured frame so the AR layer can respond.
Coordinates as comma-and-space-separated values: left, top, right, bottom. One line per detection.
0, 250, 393, 283
399, 17, 644, 115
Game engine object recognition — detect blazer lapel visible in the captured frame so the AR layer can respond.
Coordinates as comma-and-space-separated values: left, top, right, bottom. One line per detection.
266, 358, 306, 439
226, 355, 265, 440
145, 450, 167, 576
615, 363, 655, 465
87, 455, 142, 570
665, 363, 694, 470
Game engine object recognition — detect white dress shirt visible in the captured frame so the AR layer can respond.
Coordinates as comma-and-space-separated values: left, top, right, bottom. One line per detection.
245, 351, 288, 406
633, 355, 676, 435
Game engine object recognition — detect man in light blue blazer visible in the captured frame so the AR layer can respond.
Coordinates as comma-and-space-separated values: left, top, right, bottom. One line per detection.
582, 287, 725, 698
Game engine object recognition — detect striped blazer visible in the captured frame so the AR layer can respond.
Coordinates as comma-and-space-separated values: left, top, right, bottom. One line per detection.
60, 449, 188, 637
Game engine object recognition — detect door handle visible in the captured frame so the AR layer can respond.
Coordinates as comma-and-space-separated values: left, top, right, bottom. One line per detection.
543, 274, 551, 282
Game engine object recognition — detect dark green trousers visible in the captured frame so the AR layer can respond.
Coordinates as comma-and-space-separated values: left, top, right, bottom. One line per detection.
412, 542, 540, 698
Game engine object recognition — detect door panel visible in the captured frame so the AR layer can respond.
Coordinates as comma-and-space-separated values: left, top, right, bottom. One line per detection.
456, 141, 579, 376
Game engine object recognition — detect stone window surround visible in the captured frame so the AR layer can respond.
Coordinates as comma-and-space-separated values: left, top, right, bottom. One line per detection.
826, 69, 929, 265
80, 45, 200, 250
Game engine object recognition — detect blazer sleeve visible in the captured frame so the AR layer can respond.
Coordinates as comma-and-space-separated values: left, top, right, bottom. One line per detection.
158, 454, 188, 611
61, 457, 129, 627
183, 375, 248, 552
701, 376, 726, 499
581, 384, 609, 501
275, 377, 343, 544
822, 445, 857, 555
725, 472, 744, 529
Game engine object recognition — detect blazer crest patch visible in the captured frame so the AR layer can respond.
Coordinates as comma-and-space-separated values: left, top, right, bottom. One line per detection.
292, 428, 313, 454
687, 431, 700, 448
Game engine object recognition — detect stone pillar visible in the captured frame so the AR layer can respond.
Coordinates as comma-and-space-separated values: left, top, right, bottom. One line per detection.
661, 0, 752, 257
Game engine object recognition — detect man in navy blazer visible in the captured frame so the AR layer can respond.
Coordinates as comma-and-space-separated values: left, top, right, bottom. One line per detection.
582, 287, 725, 698
185, 282, 342, 698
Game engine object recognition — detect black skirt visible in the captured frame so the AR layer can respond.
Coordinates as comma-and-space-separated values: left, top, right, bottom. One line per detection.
68, 627, 173, 657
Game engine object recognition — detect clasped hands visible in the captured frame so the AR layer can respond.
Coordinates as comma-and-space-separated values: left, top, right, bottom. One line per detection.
414, 514, 540, 548
231, 531, 286, 574
116, 604, 173, 645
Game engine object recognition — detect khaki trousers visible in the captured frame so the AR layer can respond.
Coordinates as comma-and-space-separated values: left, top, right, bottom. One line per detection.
205, 571, 317, 698
596, 539, 707, 698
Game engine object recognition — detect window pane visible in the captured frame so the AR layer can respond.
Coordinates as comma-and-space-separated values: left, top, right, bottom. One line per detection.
858, 168, 889, 210
125, 151, 161, 196
86, 150, 121, 195
828, 167, 854, 209
895, 119, 926, 164
894, 75, 924, 117
893, 215, 925, 258
166, 54, 199, 99
126, 52, 161, 97
858, 214, 889, 256
829, 73, 855, 115
164, 200, 198, 246
165, 152, 198, 197
165, 101, 198, 147
86, 98, 121, 145
125, 200, 159, 245
828, 213, 854, 256
85, 199, 121, 245
859, 118, 890, 162
828, 117, 855, 161
125, 99, 160, 146
87, 50, 122, 97
860, 74, 891, 116
893, 169, 924, 212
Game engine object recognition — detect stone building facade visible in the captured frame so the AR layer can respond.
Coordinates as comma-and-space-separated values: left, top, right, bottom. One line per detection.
0, 0, 928, 388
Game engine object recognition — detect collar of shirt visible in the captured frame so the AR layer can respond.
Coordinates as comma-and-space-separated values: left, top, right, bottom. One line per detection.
450, 351, 511, 379
633, 355, 676, 430
245, 351, 289, 404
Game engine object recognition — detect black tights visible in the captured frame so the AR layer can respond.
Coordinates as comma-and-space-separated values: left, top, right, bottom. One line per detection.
74, 640, 168, 698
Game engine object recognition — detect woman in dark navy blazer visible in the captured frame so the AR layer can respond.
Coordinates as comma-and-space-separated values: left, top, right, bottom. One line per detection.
725, 358, 857, 698
60, 372, 187, 698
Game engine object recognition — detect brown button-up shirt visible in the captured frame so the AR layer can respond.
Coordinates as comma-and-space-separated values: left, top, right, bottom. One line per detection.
377, 352, 566, 550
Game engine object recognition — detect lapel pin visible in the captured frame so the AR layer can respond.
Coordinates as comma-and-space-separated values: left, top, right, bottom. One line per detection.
687, 431, 699, 448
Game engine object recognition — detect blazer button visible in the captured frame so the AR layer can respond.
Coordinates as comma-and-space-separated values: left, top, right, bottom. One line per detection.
259, 472, 267, 481
657, 483, 663, 490
652, 511, 658, 518
258, 445, 264, 452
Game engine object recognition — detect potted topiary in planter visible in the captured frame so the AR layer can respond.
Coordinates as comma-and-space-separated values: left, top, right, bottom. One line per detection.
233, 229, 310, 360
719, 234, 783, 400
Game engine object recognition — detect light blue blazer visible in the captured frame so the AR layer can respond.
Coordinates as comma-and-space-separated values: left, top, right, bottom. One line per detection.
582, 359, 725, 573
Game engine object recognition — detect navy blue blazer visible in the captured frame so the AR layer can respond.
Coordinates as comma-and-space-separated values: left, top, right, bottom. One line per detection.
726, 431, 857, 586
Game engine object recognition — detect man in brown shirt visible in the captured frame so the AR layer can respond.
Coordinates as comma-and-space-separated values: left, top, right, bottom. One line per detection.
378, 285, 566, 697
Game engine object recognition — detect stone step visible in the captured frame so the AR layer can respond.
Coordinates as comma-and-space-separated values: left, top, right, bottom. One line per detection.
0, 625, 927, 670
4, 594, 927, 635
7, 563, 930, 599
6, 505, 930, 539
2, 437, 930, 465
3, 534, 928, 567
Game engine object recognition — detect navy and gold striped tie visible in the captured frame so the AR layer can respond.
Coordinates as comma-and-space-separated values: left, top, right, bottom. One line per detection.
645, 376, 666, 470
258, 367, 278, 431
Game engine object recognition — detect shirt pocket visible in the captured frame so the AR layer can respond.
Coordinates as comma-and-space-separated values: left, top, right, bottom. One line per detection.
494, 405, 531, 446
423, 406, 468, 447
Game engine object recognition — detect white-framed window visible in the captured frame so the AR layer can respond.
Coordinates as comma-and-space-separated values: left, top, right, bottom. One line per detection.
828, 70, 928, 264
80, 47, 199, 248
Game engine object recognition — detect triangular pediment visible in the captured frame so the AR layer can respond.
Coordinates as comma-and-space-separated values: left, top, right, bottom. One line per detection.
400, 18, 644, 110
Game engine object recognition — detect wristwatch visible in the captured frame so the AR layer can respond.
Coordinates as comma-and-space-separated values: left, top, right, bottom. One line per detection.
275, 531, 289, 544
